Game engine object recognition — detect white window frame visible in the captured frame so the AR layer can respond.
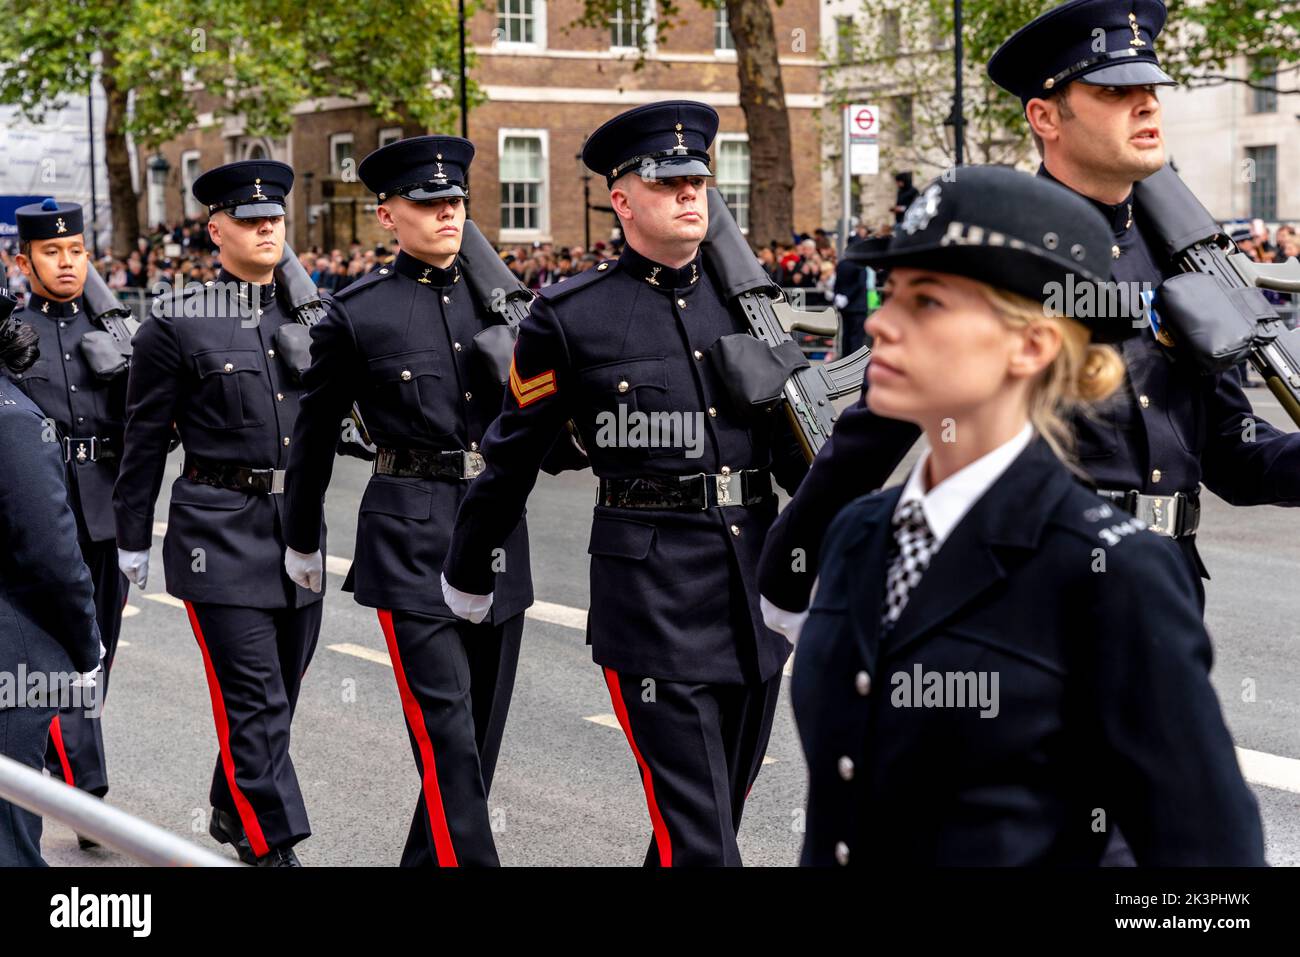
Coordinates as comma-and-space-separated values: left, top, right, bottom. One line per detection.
609, 0, 648, 52
496, 0, 548, 51
715, 132, 750, 234
714, 5, 736, 55
181, 149, 204, 219
498, 127, 549, 242
378, 126, 403, 149
329, 132, 355, 180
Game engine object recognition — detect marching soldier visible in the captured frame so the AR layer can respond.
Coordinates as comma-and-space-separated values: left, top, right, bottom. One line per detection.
440, 101, 808, 866
0, 295, 102, 866
760, 0, 1300, 633
113, 160, 322, 866
793, 165, 1264, 867
281, 135, 533, 867
9, 199, 128, 829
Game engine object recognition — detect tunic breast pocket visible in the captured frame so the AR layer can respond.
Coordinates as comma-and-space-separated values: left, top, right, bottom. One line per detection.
192, 348, 266, 430
578, 356, 681, 458
365, 349, 453, 439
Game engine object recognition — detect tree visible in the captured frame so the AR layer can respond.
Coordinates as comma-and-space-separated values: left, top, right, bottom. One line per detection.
0, 0, 475, 257
575, 0, 797, 249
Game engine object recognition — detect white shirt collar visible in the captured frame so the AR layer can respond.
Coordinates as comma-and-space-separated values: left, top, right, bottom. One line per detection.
894, 423, 1035, 548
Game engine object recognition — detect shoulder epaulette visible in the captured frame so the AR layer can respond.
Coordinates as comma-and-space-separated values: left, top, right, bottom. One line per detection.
539, 260, 619, 302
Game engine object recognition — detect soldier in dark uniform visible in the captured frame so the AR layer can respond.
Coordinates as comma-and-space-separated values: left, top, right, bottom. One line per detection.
281, 136, 532, 868
113, 161, 322, 866
9, 200, 127, 822
0, 294, 102, 866
440, 101, 808, 866
792, 165, 1264, 867
760, 0, 1300, 633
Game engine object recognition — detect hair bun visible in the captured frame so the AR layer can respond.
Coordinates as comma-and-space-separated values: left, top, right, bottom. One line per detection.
1076, 344, 1125, 403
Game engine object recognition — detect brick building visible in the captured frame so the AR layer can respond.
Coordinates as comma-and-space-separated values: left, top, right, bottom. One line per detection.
138, 1, 826, 251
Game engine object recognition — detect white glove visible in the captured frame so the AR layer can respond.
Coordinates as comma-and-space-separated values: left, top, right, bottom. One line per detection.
833, 294, 849, 311
284, 547, 324, 593
118, 548, 150, 589
441, 572, 492, 624
71, 668, 99, 689
761, 595, 810, 645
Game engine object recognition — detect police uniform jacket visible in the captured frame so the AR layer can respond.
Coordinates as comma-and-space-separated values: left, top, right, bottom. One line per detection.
792, 436, 1265, 866
0, 375, 101, 679
11, 293, 126, 544
112, 273, 324, 609
443, 246, 809, 685
283, 252, 533, 622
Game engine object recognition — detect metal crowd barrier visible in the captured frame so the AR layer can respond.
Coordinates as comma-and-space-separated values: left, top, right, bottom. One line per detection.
0, 754, 237, 866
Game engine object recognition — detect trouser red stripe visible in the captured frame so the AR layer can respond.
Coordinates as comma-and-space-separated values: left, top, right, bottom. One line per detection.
184, 601, 270, 858
377, 609, 459, 867
602, 667, 673, 867
49, 716, 75, 788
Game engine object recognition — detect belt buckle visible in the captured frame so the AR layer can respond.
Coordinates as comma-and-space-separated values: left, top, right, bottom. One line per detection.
1135, 494, 1179, 537
715, 471, 735, 507
463, 450, 486, 479
270, 469, 286, 494
64, 437, 96, 464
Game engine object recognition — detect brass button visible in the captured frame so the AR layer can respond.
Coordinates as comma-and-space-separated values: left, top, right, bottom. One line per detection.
453, 342, 462, 352
69, 385, 77, 393
1139, 394, 1150, 409
720, 466, 731, 476
470, 441, 479, 451
282, 437, 290, 446
693, 350, 703, 360
676, 298, 686, 308
443, 295, 451, 304
76, 416, 84, 424
837, 756, 855, 781
597, 262, 609, 271
224, 362, 234, 372
1151, 469, 1162, 483
276, 392, 284, 402
400, 370, 412, 381
855, 671, 871, 696
379, 268, 389, 274
730, 524, 740, 537
708, 407, 717, 417
267, 349, 275, 358
617, 380, 630, 394
1112, 244, 1121, 259
257, 309, 263, 317
59, 321, 66, 328
834, 841, 850, 866
64, 353, 71, 361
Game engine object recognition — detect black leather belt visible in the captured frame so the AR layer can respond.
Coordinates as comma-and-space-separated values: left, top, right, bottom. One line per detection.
63, 436, 117, 464
1096, 488, 1200, 539
373, 446, 486, 480
182, 455, 285, 495
599, 469, 772, 510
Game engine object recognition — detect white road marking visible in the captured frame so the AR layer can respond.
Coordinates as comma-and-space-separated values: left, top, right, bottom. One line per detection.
142, 592, 185, 609
122, 604, 141, 618
1237, 747, 1300, 795
118, 640, 132, 648
528, 600, 588, 630
328, 643, 393, 667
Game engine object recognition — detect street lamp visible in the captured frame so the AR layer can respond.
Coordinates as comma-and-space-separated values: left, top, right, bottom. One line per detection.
148, 152, 171, 228
943, 98, 965, 165
303, 170, 315, 250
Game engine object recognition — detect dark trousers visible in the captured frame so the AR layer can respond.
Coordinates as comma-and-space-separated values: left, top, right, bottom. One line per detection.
45, 538, 127, 797
0, 703, 57, 866
841, 310, 869, 357
183, 600, 322, 857
602, 669, 782, 867
376, 609, 523, 868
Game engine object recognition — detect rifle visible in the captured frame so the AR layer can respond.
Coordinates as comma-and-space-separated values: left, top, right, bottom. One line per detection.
700, 187, 871, 462
1135, 163, 1300, 426
82, 266, 139, 353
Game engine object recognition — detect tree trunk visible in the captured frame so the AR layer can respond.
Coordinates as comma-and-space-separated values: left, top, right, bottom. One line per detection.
726, 0, 794, 250
99, 48, 139, 259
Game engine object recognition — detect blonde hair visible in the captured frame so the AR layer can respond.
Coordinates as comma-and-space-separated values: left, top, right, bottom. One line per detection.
974, 282, 1126, 469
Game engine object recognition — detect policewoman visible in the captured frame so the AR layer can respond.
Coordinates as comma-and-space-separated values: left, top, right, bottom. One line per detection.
282, 136, 532, 867
792, 167, 1265, 867
0, 295, 102, 866
113, 161, 323, 866
10, 199, 128, 812
441, 102, 808, 866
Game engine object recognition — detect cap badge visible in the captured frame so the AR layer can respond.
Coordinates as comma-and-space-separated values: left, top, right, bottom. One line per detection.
646, 266, 662, 286
434, 159, 446, 183
55, 217, 67, 234
251, 178, 268, 201
900, 183, 942, 236
1128, 13, 1145, 48
673, 129, 687, 154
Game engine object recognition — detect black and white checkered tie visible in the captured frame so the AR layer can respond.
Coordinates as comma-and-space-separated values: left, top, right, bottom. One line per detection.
881, 499, 937, 630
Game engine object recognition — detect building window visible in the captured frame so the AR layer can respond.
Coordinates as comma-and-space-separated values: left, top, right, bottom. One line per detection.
714, 5, 735, 52
497, 0, 541, 46
835, 15, 855, 61
610, 0, 644, 49
896, 96, 914, 146
716, 135, 750, 233
330, 132, 354, 180
882, 10, 901, 55
500, 131, 547, 236
181, 150, 203, 219
378, 127, 403, 149
1250, 57, 1278, 114
1246, 145, 1277, 221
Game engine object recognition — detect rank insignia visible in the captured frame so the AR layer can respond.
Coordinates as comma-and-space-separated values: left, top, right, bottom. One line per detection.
509, 356, 557, 407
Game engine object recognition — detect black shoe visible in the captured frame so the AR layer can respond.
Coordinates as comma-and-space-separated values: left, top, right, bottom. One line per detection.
255, 846, 301, 867
209, 808, 258, 865
76, 834, 100, 851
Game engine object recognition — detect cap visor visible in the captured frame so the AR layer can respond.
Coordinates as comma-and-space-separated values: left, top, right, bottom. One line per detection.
1076, 60, 1176, 88
228, 202, 287, 219
402, 185, 467, 201
645, 156, 714, 180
